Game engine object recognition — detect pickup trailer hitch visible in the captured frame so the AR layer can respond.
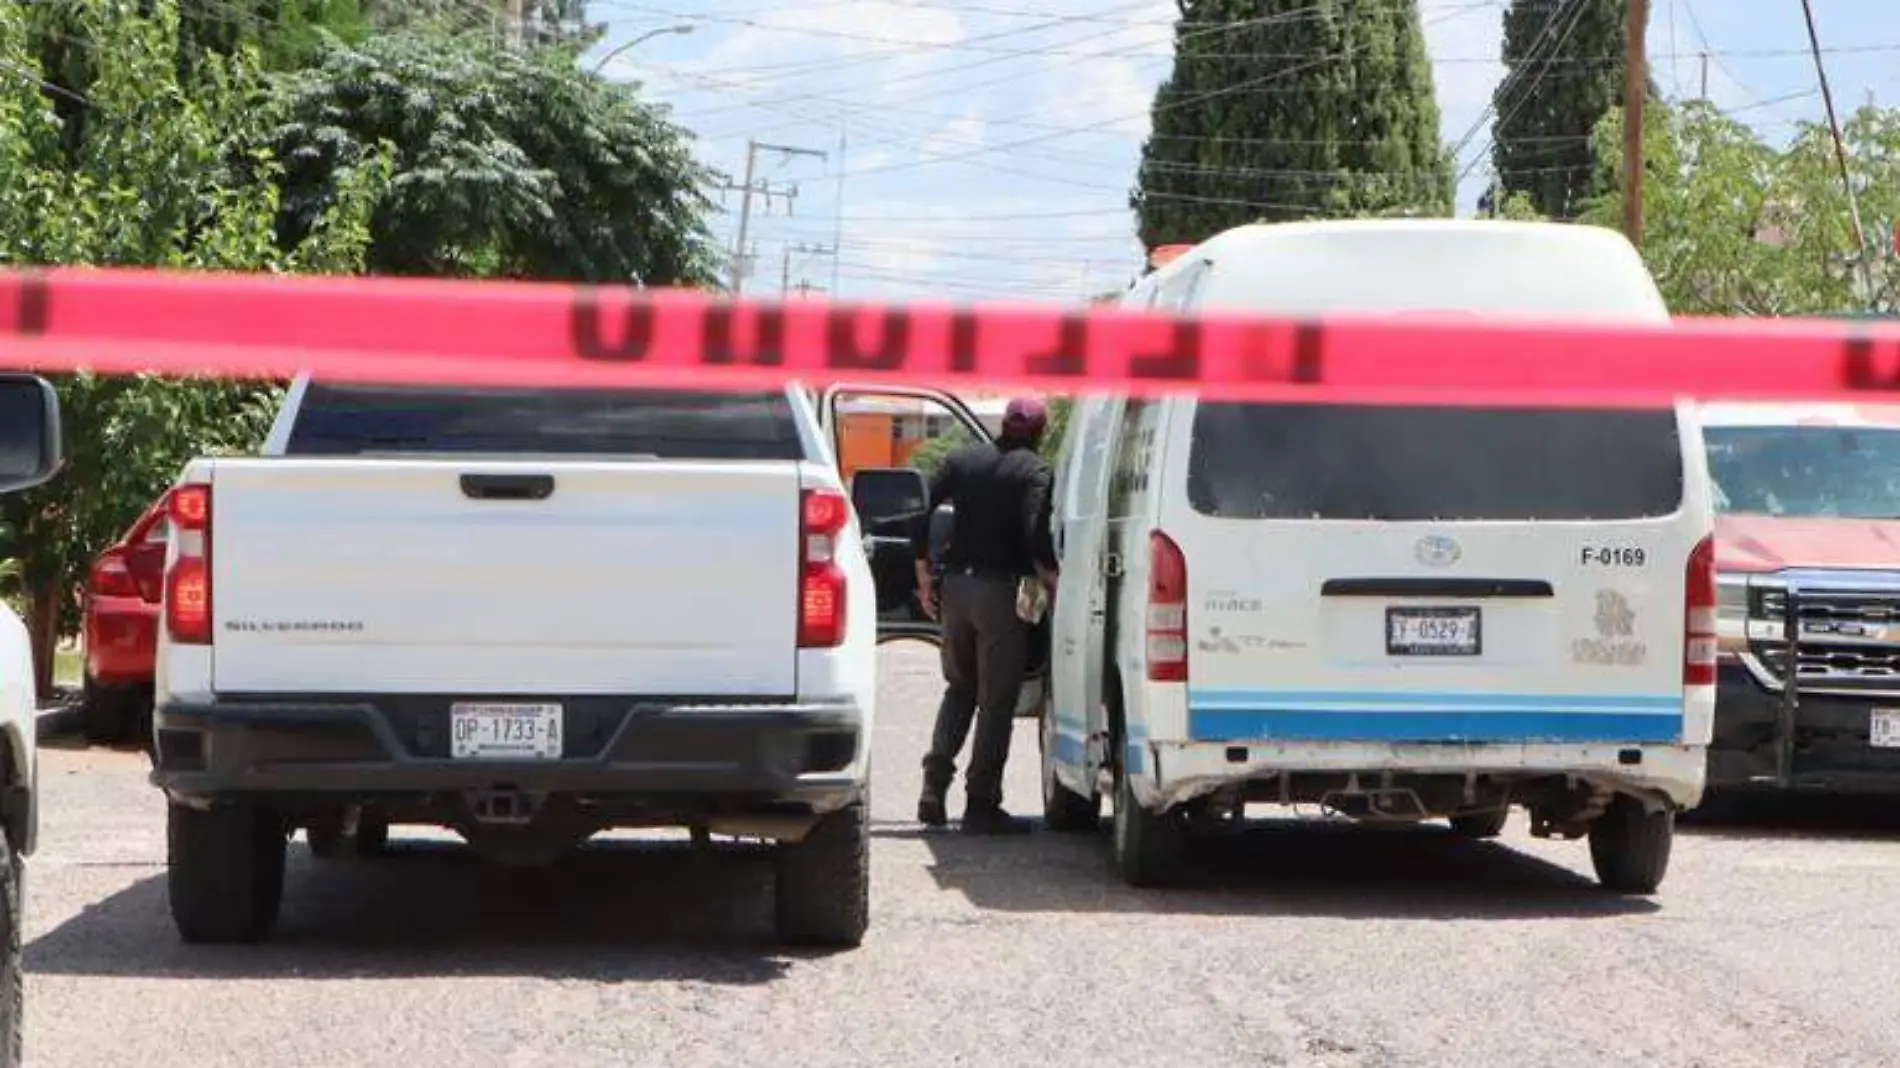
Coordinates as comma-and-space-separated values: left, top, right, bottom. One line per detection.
467, 787, 540, 825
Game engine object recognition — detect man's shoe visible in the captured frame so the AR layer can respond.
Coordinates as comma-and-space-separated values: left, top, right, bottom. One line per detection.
917, 793, 948, 827
960, 805, 1032, 836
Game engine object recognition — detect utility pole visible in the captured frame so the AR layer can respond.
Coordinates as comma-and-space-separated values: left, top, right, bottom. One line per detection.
1699, 52, 1709, 100
831, 124, 847, 298
1623, 0, 1650, 248
1798, 0, 1872, 301
506, 0, 526, 48
721, 139, 828, 295
781, 242, 837, 296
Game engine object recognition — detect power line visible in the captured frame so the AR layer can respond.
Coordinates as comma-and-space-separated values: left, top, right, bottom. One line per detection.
799, 0, 1503, 184
1797, 0, 1870, 284
1460, 0, 1595, 186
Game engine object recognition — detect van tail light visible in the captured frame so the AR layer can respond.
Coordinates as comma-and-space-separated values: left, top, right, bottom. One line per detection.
798, 487, 849, 648
1147, 530, 1188, 682
88, 550, 140, 599
1684, 534, 1717, 687
165, 482, 213, 645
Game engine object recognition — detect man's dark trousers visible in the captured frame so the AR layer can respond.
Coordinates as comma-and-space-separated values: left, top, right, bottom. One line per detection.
922, 570, 1027, 813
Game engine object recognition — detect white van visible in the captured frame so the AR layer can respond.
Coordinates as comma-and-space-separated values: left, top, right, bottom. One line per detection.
1038, 220, 1717, 894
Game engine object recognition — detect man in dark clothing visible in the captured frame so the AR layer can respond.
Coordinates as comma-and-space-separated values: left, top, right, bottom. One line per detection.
912, 397, 1060, 835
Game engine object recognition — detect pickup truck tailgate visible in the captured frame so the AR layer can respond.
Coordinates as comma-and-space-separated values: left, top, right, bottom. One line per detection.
206, 458, 801, 695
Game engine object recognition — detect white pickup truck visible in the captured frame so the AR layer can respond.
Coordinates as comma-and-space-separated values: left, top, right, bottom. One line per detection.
0, 373, 64, 1068
149, 377, 981, 949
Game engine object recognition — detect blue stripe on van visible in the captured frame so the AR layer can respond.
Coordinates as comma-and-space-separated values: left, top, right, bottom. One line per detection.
1187, 689, 1683, 744
1051, 732, 1088, 767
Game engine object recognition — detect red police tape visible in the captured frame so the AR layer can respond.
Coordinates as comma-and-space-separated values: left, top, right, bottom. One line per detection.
5, 265, 1900, 405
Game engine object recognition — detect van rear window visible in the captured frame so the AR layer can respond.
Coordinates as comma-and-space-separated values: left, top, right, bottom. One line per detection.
1186, 403, 1684, 521
285, 384, 805, 461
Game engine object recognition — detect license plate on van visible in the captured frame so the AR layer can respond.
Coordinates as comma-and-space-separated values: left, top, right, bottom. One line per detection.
1386, 607, 1481, 656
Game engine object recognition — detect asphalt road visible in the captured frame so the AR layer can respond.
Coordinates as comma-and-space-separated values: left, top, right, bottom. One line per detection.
23, 645, 1900, 1067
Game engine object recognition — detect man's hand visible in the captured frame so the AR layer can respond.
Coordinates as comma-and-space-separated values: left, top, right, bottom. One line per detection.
916, 562, 939, 622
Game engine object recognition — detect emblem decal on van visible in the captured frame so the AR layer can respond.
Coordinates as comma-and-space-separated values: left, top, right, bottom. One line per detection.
1571, 589, 1647, 665
1415, 535, 1461, 568
1196, 626, 1302, 654
1204, 589, 1263, 613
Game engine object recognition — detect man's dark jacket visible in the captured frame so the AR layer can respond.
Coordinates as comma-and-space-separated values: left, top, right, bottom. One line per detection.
909, 439, 1058, 578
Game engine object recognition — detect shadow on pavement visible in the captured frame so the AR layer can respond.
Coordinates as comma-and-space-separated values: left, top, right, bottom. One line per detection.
27, 837, 802, 982
1679, 790, 1900, 841
884, 816, 1660, 920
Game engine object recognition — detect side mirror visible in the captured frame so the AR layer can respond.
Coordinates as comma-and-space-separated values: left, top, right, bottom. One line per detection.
850, 467, 929, 526
0, 374, 62, 496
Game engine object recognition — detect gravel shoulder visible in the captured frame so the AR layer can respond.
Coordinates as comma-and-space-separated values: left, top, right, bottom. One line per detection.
21, 645, 1900, 1067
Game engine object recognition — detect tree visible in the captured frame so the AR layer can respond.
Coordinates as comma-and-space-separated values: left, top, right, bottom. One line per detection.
0, 0, 387, 692
174, 0, 374, 71
1133, 0, 1452, 249
1491, 0, 1656, 220
1581, 100, 1900, 316
269, 27, 722, 284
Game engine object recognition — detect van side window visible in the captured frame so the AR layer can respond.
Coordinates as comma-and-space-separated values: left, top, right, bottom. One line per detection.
1107, 400, 1158, 519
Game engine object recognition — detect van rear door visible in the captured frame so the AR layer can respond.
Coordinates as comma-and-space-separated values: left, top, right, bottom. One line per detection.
1170, 401, 1702, 745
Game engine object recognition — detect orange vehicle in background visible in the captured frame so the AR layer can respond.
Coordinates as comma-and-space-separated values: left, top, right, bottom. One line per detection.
831, 394, 1010, 488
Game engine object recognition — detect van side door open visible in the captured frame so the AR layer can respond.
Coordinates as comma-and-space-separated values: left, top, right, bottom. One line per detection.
816, 384, 994, 647
1045, 395, 1126, 800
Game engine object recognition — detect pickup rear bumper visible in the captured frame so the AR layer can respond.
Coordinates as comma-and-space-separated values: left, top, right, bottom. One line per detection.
150, 695, 864, 814
1708, 662, 1900, 794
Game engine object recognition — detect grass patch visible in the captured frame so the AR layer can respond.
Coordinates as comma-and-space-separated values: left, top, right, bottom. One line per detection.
53, 648, 81, 690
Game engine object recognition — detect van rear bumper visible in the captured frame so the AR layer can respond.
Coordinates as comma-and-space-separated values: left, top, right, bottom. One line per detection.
149, 695, 864, 814
1135, 739, 1707, 812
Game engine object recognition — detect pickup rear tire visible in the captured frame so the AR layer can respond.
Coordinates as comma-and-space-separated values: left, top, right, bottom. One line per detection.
773, 795, 869, 949
167, 801, 287, 944
1588, 794, 1674, 894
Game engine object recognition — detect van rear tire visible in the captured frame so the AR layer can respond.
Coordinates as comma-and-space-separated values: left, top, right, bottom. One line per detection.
1039, 707, 1100, 833
1588, 794, 1674, 894
1112, 766, 1186, 888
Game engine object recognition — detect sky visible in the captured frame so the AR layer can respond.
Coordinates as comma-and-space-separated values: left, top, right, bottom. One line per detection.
582, 0, 1900, 303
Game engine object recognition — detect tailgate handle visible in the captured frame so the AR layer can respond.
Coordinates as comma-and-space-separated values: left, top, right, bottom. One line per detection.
460, 473, 555, 501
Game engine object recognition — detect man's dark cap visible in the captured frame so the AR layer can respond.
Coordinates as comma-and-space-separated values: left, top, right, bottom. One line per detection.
1002, 396, 1049, 436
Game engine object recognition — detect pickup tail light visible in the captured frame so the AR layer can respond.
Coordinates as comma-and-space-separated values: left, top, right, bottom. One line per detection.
88, 550, 141, 600
1684, 534, 1717, 686
165, 483, 213, 645
798, 488, 849, 648
1146, 530, 1188, 682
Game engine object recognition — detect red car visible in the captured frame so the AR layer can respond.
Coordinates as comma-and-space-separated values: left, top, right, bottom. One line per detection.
79, 494, 169, 746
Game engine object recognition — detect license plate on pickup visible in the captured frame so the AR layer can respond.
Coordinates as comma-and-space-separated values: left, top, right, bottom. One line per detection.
449, 703, 564, 760
1386, 607, 1482, 657
1872, 709, 1900, 749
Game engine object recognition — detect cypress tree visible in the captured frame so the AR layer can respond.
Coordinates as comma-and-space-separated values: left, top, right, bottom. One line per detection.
1133, 0, 1452, 250
1491, 0, 1639, 219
